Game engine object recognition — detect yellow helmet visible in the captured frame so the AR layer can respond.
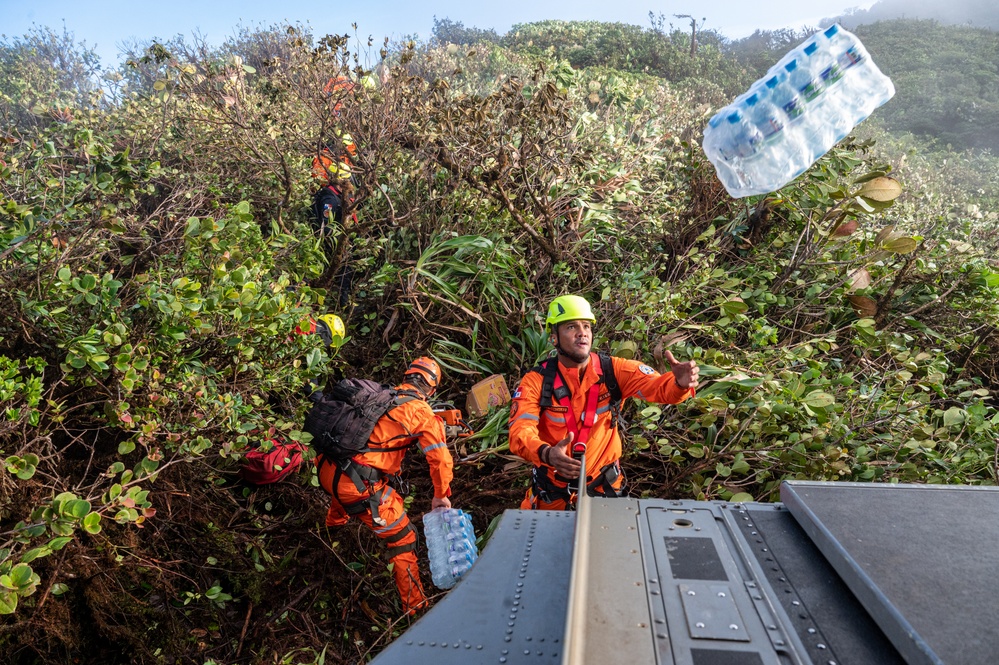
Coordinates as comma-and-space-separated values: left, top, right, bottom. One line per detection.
315, 314, 346, 349
545, 295, 596, 333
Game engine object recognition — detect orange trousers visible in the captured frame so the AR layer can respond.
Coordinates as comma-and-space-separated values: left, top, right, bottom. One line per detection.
317, 459, 426, 615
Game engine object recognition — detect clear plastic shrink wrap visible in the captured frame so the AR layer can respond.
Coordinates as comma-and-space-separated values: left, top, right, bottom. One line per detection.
703, 24, 894, 198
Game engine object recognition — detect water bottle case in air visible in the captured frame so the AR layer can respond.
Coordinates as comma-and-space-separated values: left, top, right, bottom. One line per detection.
703, 24, 895, 198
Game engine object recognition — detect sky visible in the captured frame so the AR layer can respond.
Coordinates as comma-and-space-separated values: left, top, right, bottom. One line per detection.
1, 0, 876, 68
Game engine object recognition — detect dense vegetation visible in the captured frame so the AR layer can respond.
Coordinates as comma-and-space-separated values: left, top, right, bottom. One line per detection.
1, 15, 997, 664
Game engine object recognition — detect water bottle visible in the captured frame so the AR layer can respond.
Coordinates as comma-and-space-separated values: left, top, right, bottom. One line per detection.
747, 84, 811, 184
786, 47, 823, 104
423, 508, 478, 590
702, 24, 894, 198
767, 74, 803, 124
824, 24, 865, 75
817, 24, 864, 134
718, 109, 763, 162
822, 24, 893, 119
745, 89, 782, 144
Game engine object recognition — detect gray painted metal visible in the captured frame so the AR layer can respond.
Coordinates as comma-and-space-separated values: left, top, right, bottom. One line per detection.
781, 481, 999, 665
562, 499, 657, 665
374, 481, 996, 664
370, 510, 574, 664
638, 501, 805, 665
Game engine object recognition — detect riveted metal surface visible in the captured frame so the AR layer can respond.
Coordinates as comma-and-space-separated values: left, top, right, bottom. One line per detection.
782, 481, 999, 665
371, 510, 574, 665
729, 501, 904, 665
375, 482, 986, 665
640, 504, 787, 665
678, 583, 749, 641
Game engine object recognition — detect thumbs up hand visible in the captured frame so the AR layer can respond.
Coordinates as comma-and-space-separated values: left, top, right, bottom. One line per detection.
664, 350, 700, 390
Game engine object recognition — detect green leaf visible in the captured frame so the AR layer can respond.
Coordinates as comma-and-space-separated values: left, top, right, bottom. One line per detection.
852, 170, 888, 185
9, 563, 36, 588
21, 547, 51, 563
802, 392, 835, 408
729, 492, 754, 503
118, 441, 135, 455
942, 407, 966, 428
50, 583, 69, 596
731, 458, 751, 475
853, 196, 876, 213
57, 267, 71, 281
882, 237, 918, 254
49, 537, 73, 551
83, 512, 102, 534
0, 589, 17, 614
65, 500, 92, 519
721, 299, 748, 316
856, 176, 902, 202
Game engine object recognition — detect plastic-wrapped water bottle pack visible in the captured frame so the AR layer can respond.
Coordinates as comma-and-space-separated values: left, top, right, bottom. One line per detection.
703, 24, 895, 198
422, 507, 479, 590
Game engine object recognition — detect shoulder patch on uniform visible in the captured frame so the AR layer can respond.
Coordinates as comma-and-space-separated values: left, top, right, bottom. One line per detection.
638, 364, 657, 375
513, 388, 521, 398
509, 402, 519, 417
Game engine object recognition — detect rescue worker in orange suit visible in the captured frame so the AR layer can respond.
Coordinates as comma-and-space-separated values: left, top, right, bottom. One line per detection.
311, 75, 360, 306
509, 295, 699, 509
317, 357, 454, 615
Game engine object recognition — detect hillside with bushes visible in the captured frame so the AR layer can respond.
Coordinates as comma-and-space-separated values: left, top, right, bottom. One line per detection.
1, 17, 998, 664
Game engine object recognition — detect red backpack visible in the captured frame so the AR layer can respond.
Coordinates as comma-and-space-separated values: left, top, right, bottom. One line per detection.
239, 438, 305, 485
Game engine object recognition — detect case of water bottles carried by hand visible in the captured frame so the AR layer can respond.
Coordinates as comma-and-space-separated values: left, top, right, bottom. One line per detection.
422, 508, 479, 590
703, 24, 895, 198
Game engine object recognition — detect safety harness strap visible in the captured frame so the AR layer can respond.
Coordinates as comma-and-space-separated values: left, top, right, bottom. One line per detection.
326, 457, 389, 526
552, 353, 602, 454
384, 522, 417, 558
586, 461, 624, 498
530, 462, 624, 509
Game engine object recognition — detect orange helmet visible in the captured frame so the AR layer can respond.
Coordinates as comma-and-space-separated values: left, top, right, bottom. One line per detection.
324, 75, 356, 96
404, 356, 441, 390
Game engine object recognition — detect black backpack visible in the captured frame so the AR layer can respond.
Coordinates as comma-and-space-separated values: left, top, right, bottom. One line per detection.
303, 379, 419, 462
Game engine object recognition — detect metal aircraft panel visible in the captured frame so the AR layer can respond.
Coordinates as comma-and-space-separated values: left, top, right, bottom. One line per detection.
370, 509, 574, 665
781, 481, 999, 665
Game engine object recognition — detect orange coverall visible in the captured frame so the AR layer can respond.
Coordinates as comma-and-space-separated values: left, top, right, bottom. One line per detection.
509, 354, 693, 510
317, 382, 453, 615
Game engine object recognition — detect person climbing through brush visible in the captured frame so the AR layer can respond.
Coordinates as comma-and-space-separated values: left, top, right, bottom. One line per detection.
312, 357, 453, 615
508, 295, 699, 509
